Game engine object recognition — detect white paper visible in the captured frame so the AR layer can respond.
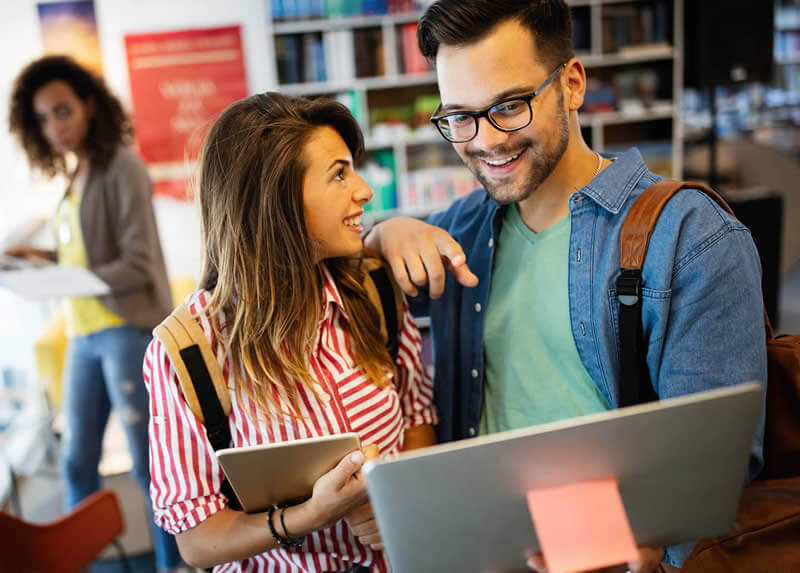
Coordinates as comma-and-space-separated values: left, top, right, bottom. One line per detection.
0, 264, 110, 299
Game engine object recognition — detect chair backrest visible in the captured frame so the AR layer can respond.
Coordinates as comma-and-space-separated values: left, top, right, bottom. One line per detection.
0, 489, 125, 573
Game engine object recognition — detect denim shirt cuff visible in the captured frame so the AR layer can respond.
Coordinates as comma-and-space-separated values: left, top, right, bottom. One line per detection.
665, 540, 698, 567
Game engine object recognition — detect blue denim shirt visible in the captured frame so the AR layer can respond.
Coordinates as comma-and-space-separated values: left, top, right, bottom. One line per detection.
410, 148, 767, 566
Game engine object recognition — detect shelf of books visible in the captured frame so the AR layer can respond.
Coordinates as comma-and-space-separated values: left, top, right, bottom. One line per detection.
268, 0, 683, 221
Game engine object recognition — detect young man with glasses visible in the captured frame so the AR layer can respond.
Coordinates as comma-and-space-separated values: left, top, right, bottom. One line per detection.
364, 1, 767, 570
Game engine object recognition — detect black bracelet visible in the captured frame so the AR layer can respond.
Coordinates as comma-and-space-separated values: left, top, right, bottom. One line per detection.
266, 504, 304, 550
280, 506, 304, 546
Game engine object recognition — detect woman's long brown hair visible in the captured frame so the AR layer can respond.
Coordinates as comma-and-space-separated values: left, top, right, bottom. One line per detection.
197, 92, 393, 417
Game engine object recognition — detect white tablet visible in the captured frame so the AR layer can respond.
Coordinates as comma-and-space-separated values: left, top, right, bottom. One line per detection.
217, 432, 362, 513
364, 383, 763, 573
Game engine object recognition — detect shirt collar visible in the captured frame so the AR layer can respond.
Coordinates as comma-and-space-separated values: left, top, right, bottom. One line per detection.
574, 147, 650, 214
319, 263, 348, 318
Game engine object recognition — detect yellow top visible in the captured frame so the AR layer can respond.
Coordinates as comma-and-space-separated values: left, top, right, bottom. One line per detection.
56, 190, 124, 337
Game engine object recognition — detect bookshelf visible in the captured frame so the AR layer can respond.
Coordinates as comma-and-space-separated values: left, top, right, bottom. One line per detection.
776, 2, 800, 95
267, 0, 685, 221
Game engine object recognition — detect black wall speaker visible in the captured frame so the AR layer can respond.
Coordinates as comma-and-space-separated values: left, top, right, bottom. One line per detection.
684, 1, 775, 88
726, 193, 784, 329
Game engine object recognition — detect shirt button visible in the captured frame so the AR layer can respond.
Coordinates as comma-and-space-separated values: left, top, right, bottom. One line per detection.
321, 393, 331, 402
474, 303, 482, 313
471, 369, 479, 379
468, 427, 476, 437
488, 238, 494, 248
579, 322, 586, 336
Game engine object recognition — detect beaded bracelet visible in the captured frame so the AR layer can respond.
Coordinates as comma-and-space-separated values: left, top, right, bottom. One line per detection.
266, 504, 305, 550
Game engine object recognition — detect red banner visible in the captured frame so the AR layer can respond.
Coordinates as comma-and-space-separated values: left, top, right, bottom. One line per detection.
125, 26, 248, 199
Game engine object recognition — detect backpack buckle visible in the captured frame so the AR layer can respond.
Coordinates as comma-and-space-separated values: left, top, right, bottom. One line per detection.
616, 269, 642, 307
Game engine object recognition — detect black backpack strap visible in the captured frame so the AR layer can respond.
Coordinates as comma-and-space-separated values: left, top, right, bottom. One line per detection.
368, 265, 400, 361
179, 345, 240, 510
616, 269, 657, 407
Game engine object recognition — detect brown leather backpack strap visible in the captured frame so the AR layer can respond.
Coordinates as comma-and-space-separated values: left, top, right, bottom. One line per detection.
620, 180, 735, 271
620, 180, 777, 339
617, 180, 738, 407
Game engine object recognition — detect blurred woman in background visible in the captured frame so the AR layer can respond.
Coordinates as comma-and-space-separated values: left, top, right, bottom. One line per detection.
5, 55, 183, 572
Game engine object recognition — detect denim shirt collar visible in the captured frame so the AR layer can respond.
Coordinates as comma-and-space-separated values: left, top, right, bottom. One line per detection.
574, 147, 650, 214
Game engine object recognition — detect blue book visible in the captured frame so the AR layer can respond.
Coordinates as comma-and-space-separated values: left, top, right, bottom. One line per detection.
314, 38, 327, 82
269, 0, 283, 21
363, 0, 382, 14
284, 35, 300, 84
284, 0, 298, 20
653, 1, 667, 44
309, 0, 324, 18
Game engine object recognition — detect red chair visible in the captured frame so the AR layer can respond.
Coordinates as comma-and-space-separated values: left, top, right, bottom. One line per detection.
0, 489, 130, 572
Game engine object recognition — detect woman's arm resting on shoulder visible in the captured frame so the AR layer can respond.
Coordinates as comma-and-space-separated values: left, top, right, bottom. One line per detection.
362, 216, 478, 298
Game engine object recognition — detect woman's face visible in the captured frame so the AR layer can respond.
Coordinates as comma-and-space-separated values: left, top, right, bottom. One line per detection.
302, 125, 373, 263
32, 80, 93, 156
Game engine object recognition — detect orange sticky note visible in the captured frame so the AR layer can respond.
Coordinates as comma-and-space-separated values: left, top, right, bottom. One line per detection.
526, 478, 639, 573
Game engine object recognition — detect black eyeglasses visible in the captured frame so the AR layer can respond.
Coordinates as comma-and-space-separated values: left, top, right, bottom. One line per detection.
430, 63, 567, 143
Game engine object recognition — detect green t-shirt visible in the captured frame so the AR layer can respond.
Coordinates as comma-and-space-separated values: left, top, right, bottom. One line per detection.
479, 205, 610, 435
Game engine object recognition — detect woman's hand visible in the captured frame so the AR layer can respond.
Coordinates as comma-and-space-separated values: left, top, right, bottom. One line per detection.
3, 245, 54, 262
176, 447, 375, 570
343, 444, 382, 550
301, 446, 374, 532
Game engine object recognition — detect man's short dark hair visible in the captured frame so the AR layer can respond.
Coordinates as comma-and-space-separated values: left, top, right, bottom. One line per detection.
418, 0, 574, 69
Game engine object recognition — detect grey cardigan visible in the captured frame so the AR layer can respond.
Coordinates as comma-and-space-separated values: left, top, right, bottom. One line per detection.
68, 147, 173, 330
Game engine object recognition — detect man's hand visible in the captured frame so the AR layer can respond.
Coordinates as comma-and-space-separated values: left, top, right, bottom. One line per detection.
363, 217, 478, 299
527, 546, 665, 573
344, 444, 383, 550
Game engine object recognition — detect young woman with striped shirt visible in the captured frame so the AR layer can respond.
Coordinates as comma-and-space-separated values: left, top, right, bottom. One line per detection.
144, 93, 437, 572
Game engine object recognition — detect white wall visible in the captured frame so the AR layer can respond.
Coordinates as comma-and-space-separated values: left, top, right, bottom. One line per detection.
0, 0, 274, 280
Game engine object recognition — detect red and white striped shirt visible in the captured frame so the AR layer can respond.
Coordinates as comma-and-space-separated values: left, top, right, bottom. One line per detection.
144, 266, 437, 572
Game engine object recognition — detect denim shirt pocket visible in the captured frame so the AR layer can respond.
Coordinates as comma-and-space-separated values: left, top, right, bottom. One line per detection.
607, 286, 673, 365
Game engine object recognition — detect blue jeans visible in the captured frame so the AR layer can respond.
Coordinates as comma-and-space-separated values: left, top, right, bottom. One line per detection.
61, 325, 182, 570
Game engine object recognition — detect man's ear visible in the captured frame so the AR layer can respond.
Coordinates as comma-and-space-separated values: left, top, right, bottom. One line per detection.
562, 58, 586, 112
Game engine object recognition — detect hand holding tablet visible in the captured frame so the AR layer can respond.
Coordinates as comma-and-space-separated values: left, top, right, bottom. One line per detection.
216, 432, 364, 513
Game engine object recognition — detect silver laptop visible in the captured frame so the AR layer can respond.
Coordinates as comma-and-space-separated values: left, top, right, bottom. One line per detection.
364, 383, 763, 573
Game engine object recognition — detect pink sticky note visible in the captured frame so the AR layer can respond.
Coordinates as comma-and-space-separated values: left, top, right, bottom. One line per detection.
526, 478, 639, 573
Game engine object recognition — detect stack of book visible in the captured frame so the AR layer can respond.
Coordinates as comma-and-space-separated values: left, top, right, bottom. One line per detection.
354, 28, 384, 77
400, 22, 429, 74
272, 0, 430, 21
602, 1, 669, 55
323, 30, 356, 82
276, 34, 326, 83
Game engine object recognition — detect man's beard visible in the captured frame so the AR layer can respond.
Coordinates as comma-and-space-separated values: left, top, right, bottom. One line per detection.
465, 106, 570, 205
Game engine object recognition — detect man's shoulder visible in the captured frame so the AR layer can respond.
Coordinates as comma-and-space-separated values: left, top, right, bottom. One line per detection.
626, 175, 745, 236
621, 174, 751, 275
429, 188, 495, 232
